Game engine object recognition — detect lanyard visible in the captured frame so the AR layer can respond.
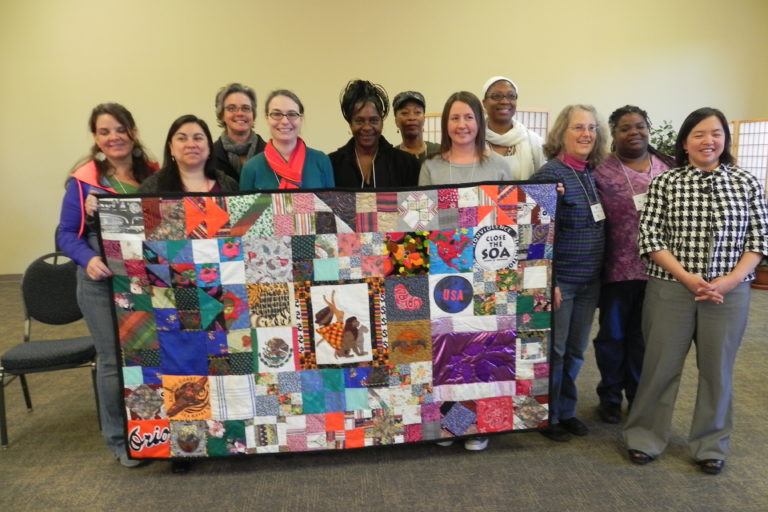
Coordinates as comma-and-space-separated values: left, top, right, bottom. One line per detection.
565, 164, 598, 205
618, 155, 654, 196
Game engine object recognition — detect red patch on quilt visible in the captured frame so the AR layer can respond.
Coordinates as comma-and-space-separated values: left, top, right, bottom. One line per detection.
128, 419, 171, 458
475, 396, 514, 433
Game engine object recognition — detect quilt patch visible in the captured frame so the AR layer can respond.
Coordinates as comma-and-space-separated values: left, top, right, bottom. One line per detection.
98, 182, 557, 459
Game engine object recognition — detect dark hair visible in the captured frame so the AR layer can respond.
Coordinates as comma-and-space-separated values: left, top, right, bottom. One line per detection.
439, 91, 487, 161
86, 103, 154, 182
674, 107, 734, 168
214, 83, 257, 128
608, 105, 674, 166
543, 104, 608, 168
339, 79, 389, 123
264, 89, 305, 116
158, 114, 217, 191
344, 316, 359, 339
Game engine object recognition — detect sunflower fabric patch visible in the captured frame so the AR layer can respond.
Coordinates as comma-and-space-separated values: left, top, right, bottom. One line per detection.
98, 182, 557, 459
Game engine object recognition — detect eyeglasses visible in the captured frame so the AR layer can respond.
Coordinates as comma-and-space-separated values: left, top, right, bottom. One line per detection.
568, 124, 598, 133
486, 93, 518, 102
225, 105, 253, 113
268, 111, 302, 121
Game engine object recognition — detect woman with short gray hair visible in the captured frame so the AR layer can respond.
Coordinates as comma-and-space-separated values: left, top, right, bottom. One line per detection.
211, 82, 266, 181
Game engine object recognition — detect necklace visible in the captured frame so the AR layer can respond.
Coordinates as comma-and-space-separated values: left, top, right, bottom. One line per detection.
490, 141, 517, 156
355, 147, 377, 189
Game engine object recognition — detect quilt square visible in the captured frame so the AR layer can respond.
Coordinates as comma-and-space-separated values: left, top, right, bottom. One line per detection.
384, 275, 429, 321
243, 235, 293, 283
254, 326, 298, 373
248, 283, 293, 328
432, 330, 516, 385
388, 320, 431, 364
310, 283, 373, 365
427, 229, 474, 273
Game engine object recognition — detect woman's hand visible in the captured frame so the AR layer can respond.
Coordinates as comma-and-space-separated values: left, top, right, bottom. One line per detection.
556, 182, 565, 195
86, 256, 112, 281
678, 271, 719, 302
553, 286, 562, 311
85, 193, 99, 217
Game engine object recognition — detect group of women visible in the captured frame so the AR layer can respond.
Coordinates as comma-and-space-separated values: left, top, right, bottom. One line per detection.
56, 76, 767, 475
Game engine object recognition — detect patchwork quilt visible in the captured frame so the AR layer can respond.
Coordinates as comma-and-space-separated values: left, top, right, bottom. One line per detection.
98, 183, 557, 459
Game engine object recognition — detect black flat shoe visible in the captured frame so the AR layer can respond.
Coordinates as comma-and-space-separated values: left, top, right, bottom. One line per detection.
171, 460, 193, 474
698, 459, 725, 475
539, 424, 572, 442
628, 449, 654, 465
559, 417, 589, 436
598, 404, 622, 424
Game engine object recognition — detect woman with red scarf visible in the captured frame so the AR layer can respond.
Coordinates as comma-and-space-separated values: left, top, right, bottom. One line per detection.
239, 90, 335, 190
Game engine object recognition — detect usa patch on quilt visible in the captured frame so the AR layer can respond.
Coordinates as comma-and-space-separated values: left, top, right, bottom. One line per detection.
98, 183, 556, 459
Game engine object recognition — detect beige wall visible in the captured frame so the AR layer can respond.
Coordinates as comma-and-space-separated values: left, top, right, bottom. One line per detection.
1, 0, 767, 273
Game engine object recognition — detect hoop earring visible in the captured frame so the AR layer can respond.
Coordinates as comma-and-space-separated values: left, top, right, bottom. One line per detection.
132, 147, 143, 158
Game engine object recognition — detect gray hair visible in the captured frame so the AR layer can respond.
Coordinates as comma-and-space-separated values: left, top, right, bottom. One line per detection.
543, 104, 608, 168
214, 83, 257, 128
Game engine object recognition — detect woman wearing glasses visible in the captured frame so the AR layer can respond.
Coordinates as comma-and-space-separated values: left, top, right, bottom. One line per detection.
240, 89, 334, 190
482, 76, 545, 180
329, 79, 420, 188
532, 104, 608, 442
211, 82, 267, 181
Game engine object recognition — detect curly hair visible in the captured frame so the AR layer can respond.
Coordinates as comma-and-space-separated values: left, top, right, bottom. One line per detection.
543, 104, 608, 168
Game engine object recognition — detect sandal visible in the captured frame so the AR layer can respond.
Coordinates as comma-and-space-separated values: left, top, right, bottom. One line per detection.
698, 459, 725, 475
628, 449, 654, 465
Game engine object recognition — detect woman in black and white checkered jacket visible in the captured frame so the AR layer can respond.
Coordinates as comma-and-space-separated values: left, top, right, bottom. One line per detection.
623, 107, 768, 475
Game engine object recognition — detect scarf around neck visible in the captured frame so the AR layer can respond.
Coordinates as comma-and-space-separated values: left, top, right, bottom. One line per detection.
559, 152, 588, 171
485, 120, 535, 180
265, 138, 306, 189
221, 131, 261, 174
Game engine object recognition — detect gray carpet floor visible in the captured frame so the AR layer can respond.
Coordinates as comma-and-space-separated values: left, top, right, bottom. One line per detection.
0, 279, 766, 512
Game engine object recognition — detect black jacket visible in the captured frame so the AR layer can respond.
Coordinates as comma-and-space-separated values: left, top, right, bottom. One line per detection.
329, 136, 420, 189
212, 134, 267, 182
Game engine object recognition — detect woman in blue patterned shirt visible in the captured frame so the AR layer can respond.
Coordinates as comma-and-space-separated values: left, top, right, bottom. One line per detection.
624, 107, 768, 475
532, 105, 608, 442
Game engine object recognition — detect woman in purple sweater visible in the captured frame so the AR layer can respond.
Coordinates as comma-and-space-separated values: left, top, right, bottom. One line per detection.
592, 106, 673, 424
56, 103, 156, 468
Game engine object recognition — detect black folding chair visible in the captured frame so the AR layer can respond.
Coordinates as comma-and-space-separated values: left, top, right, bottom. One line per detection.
0, 252, 99, 447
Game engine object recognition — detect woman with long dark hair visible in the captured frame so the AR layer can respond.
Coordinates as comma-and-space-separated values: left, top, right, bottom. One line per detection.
56, 103, 157, 467
139, 115, 238, 193
419, 91, 511, 186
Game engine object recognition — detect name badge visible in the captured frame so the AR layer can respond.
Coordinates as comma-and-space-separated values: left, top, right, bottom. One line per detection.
591, 202, 605, 222
633, 193, 647, 212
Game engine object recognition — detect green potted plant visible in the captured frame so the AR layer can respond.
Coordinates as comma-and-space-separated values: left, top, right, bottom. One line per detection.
650, 120, 676, 157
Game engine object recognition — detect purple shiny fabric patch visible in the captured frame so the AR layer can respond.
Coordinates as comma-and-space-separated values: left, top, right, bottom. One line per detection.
432, 330, 516, 385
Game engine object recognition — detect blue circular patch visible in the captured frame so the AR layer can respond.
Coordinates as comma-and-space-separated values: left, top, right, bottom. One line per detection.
433, 275, 473, 314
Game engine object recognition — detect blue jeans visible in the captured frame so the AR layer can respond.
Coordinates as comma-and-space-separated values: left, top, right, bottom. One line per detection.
593, 280, 646, 408
550, 279, 600, 424
77, 267, 126, 457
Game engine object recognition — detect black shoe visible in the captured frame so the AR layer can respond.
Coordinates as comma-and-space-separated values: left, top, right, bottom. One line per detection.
628, 449, 654, 465
171, 460, 193, 474
539, 423, 572, 442
698, 459, 725, 475
560, 417, 589, 436
598, 404, 622, 424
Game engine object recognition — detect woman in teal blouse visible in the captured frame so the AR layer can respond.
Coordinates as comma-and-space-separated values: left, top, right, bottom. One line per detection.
240, 89, 335, 190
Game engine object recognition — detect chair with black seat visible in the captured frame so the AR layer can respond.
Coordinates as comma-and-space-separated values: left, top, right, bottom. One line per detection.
0, 251, 99, 447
